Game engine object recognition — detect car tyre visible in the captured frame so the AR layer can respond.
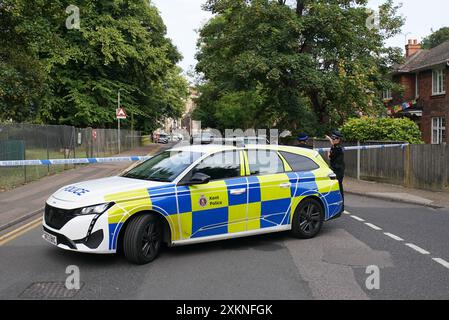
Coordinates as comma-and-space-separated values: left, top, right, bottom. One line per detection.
123, 214, 162, 265
291, 198, 324, 239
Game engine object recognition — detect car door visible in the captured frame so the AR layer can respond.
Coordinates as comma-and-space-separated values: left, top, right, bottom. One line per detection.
245, 149, 293, 230
176, 150, 248, 239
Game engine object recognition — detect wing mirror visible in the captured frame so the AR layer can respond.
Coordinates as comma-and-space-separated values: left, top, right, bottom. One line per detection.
188, 172, 211, 185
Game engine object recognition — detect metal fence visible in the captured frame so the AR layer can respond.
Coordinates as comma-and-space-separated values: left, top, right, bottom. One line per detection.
313, 139, 449, 192
0, 123, 141, 190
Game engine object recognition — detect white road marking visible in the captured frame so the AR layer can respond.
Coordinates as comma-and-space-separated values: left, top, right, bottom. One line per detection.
365, 223, 382, 231
432, 258, 449, 270
343, 211, 351, 215
350, 215, 365, 222
405, 243, 430, 255
384, 233, 404, 241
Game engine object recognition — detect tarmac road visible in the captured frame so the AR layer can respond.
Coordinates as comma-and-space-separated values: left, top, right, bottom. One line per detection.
0, 194, 448, 300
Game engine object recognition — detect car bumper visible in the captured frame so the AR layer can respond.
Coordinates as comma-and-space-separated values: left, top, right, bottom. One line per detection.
42, 210, 114, 254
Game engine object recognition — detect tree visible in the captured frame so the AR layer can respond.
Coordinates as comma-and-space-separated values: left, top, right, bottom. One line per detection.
340, 117, 423, 144
0, 0, 188, 132
194, 0, 404, 134
422, 27, 449, 49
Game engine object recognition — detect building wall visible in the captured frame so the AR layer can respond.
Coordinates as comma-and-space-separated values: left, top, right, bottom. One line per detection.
418, 67, 449, 144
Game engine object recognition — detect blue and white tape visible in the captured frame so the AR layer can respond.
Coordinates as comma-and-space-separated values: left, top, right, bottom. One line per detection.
314, 144, 409, 153
0, 156, 153, 167
0, 144, 409, 167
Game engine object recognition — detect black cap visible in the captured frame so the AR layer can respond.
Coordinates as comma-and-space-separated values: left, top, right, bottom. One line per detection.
331, 130, 344, 139
297, 133, 309, 141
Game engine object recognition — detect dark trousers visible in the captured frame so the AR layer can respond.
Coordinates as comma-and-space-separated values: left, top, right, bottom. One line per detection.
338, 176, 344, 203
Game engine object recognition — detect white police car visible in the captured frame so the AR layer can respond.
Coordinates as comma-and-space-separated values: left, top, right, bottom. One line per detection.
43, 144, 343, 264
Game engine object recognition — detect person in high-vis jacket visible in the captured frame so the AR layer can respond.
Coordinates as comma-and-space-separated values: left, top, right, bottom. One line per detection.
325, 130, 345, 202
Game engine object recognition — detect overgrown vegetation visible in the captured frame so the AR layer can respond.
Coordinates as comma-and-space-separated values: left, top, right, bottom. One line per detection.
193, 0, 405, 135
0, 0, 188, 132
341, 117, 423, 144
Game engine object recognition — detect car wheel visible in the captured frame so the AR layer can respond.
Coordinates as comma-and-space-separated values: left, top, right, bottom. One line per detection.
123, 214, 162, 265
291, 198, 324, 239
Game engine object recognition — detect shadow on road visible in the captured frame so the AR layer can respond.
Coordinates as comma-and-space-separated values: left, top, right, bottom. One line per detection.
41, 223, 339, 267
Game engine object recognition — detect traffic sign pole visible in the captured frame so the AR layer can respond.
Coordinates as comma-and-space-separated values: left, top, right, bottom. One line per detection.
118, 90, 121, 154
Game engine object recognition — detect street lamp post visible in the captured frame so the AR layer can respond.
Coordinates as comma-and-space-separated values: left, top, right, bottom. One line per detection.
117, 89, 123, 154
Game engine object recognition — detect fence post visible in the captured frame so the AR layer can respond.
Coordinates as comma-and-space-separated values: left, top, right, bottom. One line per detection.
46, 128, 50, 174
357, 141, 361, 180
404, 144, 411, 187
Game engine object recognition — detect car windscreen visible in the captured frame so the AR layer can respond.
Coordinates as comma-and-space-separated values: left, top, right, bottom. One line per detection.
122, 151, 202, 182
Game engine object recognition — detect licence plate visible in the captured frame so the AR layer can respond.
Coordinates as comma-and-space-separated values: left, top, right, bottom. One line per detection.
43, 231, 57, 245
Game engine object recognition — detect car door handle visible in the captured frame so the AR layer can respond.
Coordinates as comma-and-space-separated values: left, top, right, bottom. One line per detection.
230, 188, 246, 195
279, 183, 291, 189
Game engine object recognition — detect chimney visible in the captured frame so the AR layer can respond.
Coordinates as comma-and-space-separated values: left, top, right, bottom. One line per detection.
405, 39, 422, 58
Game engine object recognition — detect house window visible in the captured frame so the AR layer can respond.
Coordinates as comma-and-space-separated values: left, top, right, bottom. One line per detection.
432, 69, 446, 95
431, 117, 446, 144
382, 89, 392, 100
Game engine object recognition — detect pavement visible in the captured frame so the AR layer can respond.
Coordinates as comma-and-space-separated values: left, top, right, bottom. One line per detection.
0, 144, 166, 232
0, 194, 448, 300
345, 177, 449, 209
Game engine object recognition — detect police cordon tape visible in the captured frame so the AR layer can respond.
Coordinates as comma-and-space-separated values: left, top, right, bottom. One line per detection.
0, 144, 409, 167
314, 143, 409, 153
0, 156, 153, 167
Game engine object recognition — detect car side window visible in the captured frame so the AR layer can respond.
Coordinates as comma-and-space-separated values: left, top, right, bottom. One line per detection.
247, 149, 285, 176
192, 151, 241, 181
279, 151, 319, 172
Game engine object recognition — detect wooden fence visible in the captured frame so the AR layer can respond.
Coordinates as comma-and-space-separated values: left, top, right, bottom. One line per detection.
312, 140, 449, 192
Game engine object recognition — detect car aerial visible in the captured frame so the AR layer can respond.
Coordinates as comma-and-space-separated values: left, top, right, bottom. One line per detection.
43, 144, 344, 264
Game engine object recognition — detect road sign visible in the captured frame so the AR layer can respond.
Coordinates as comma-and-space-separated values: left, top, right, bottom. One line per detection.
116, 107, 127, 120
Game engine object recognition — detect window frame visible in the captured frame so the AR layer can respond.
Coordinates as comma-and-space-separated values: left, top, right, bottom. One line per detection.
279, 151, 320, 173
432, 69, 446, 96
244, 149, 286, 177
179, 150, 244, 184
431, 117, 446, 145
382, 89, 392, 101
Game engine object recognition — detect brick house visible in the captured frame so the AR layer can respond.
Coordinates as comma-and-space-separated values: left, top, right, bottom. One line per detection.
386, 39, 448, 144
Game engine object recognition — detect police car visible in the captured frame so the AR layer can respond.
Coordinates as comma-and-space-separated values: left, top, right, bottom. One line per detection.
43, 144, 343, 264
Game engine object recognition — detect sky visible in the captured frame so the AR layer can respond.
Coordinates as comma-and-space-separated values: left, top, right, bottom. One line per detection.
151, 0, 449, 80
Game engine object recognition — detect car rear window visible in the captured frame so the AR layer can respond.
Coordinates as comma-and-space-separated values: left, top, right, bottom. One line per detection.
279, 151, 319, 172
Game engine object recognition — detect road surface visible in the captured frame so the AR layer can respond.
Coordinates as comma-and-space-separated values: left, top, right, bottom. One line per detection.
0, 193, 448, 300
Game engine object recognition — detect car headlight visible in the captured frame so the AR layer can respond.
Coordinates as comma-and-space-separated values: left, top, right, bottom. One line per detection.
74, 202, 114, 216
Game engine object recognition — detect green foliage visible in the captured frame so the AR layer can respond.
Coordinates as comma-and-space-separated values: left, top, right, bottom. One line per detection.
194, 0, 404, 133
0, 0, 188, 132
341, 117, 423, 144
422, 27, 449, 49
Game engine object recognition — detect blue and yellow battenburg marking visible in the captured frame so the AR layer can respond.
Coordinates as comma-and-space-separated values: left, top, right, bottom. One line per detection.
103, 150, 343, 250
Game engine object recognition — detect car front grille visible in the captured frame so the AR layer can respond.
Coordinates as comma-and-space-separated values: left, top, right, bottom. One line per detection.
44, 205, 77, 230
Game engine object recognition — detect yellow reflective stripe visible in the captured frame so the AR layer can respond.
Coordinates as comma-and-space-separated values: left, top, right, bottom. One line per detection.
239, 151, 245, 177
105, 189, 152, 224
247, 202, 261, 231
312, 169, 340, 193
243, 151, 250, 176
228, 204, 247, 233
277, 152, 292, 172
170, 212, 192, 240
257, 173, 291, 201
189, 180, 229, 212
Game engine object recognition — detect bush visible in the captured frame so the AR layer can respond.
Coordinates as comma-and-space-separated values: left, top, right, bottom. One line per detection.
341, 117, 423, 144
